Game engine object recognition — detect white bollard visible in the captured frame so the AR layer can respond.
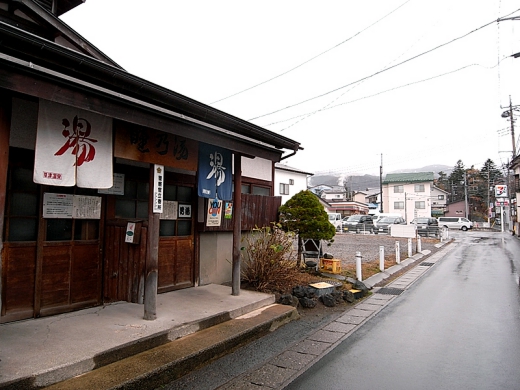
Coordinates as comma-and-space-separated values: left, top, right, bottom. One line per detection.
356, 251, 363, 281
408, 238, 412, 257
395, 241, 400, 264
417, 236, 422, 252
379, 246, 385, 272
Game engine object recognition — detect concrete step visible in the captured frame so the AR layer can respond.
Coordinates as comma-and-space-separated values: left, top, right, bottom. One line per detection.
43, 304, 299, 390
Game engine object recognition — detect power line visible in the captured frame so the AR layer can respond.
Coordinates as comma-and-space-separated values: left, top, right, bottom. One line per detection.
209, 0, 412, 105
248, 9, 520, 122
264, 63, 487, 128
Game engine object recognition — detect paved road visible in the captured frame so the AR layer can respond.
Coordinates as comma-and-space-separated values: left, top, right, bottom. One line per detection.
285, 231, 520, 390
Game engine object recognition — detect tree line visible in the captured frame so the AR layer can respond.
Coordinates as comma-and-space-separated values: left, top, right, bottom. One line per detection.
435, 158, 506, 221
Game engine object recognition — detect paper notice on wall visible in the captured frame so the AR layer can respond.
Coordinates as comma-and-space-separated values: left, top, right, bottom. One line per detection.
206, 198, 222, 226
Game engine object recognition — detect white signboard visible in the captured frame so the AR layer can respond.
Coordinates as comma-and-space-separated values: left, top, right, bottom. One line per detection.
160, 201, 178, 220
43, 193, 101, 219
73, 195, 102, 219
98, 173, 125, 195
495, 185, 507, 197
125, 222, 136, 243
153, 164, 164, 213
43, 193, 73, 218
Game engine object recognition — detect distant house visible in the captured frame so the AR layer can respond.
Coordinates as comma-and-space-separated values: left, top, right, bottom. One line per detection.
431, 186, 449, 217
445, 200, 467, 217
274, 163, 313, 204
382, 172, 435, 223
321, 186, 347, 202
353, 188, 380, 206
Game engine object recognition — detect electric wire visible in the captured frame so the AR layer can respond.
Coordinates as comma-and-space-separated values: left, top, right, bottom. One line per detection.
248, 8, 520, 122
209, 0, 412, 105
264, 64, 486, 127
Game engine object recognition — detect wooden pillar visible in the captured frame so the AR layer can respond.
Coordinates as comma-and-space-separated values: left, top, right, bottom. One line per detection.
0, 95, 11, 314
144, 165, 159, 320
232, 154, 242, 296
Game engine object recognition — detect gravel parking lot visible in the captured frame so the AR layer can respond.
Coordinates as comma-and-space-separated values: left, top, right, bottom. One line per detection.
319, 232, 440, 265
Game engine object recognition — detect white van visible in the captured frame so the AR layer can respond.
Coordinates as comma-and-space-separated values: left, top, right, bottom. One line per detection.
327, 212, 343, 230
437, 217, 473, 231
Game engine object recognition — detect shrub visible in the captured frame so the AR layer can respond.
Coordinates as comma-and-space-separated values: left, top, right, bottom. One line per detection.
241, 224, 301, 293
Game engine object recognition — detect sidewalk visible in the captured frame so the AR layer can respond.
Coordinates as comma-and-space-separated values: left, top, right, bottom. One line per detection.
0, 284, 297, 389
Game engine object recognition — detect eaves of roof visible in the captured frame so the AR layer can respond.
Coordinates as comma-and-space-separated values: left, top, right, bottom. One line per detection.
0, 19, 302, 155
382, 172, 434, 184
275, 163, 314, 176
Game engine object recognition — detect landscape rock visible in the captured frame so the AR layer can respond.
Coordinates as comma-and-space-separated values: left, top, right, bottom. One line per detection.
320, 294, 336, 307
279, 294, 299, 307
342, 290, 355, 303
299, 297, 317, 308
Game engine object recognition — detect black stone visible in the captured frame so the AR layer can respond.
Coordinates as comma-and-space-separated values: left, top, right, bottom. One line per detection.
320, 294, 336, 307
299, 297, 317, 308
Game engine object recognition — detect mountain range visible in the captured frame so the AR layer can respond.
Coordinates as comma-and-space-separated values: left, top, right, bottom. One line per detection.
309, 164, 452, 192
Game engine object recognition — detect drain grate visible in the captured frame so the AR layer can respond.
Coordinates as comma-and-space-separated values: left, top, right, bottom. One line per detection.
420, 262, 435, 267
376, 287, 404, 296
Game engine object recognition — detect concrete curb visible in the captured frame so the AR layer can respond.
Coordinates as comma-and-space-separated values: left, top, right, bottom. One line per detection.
42, 304, 299, 390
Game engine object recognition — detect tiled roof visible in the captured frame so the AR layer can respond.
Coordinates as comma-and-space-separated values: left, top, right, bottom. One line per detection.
382, 172, 434, 184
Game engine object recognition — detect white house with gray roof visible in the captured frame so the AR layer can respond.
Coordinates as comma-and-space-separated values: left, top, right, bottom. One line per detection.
275, 163, 314, 204
382, 172, 435, 223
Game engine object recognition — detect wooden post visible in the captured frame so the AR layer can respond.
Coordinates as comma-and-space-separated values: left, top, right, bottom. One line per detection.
0, 95, 11, 315
144, 165, 159, 320
232, 154, 242, 296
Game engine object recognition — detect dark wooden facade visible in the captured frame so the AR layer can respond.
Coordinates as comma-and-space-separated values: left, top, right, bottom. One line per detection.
0, 0, 301, 323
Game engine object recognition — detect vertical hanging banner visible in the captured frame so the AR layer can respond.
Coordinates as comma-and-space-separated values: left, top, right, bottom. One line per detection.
34, 99, 113, 188
153, 164, 164, 213
197, 143, 232, 201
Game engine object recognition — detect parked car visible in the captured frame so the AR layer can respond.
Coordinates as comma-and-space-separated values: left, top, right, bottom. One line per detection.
437, 217, 473, 231
375, 216, 406, 234
410, 217, 439, 237
371, 213, 403, 227
342, 215, 374, 234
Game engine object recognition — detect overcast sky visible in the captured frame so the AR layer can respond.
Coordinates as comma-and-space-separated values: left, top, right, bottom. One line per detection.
61, 1, 520, 176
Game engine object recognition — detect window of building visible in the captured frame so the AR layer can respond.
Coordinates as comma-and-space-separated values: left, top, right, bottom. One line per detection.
415, 184, 425, 192
240, 182, 272, 196
415, 201, 425, 209
394, 185, 404, 193
289, 179, 294, 185
438, 195, 445, 200
159, 184, 193, 237
5, 165, 39, 241
394, 201, 404, 209
115, 179, 149, 219
280, 183, 290, 195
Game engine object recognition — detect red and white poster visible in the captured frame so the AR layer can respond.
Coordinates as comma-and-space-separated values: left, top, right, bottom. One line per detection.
34, 99, 113, 188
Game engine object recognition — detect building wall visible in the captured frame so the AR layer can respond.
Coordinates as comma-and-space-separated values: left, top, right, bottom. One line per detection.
198, 232, 233, 285
383, 181, 432, 223
274, 169, 308, 204
241, 156, 272, 181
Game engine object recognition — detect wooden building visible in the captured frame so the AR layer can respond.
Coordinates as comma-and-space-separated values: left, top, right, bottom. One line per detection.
0, 0, 301, 323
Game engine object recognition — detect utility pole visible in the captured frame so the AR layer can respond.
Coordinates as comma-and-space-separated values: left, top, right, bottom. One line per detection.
487, 169, 490, 225
379, 153, 383, 213
464, 171, 469, 219
509, 96, 516, 158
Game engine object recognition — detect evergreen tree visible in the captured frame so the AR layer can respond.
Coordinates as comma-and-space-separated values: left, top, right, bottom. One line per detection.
279, 190, 336, 266
448, 160, 466, 202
